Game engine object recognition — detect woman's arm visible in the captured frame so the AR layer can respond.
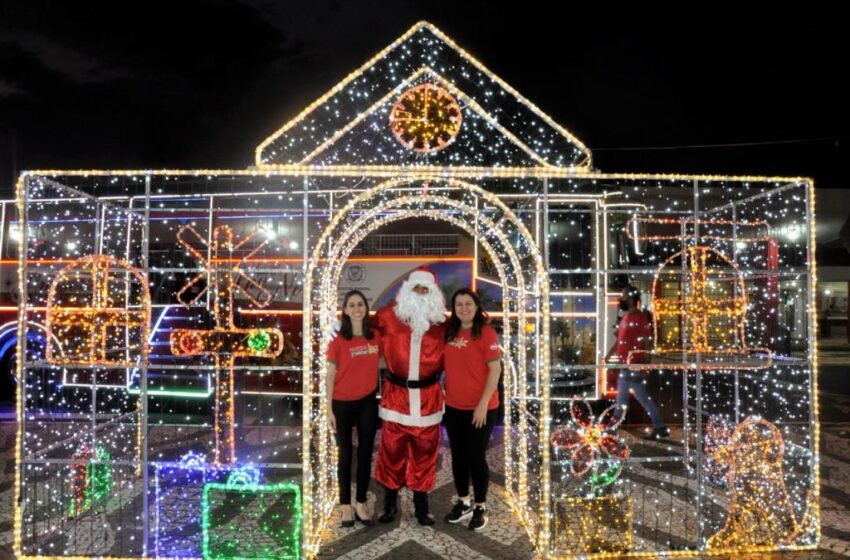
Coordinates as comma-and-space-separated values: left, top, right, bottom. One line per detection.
326, 361, 337, 433
472, 359, 501, 428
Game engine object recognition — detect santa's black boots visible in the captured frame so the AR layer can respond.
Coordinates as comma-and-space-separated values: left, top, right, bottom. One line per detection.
378, 487, 399, 523
413, 491, 435, 526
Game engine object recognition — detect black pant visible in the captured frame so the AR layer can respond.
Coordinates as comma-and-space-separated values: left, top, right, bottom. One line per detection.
444, 405, 497, 503
333, 392, 378, 504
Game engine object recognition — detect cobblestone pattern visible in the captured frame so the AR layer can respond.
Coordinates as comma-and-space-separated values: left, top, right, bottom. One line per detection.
2, 421, 849, 559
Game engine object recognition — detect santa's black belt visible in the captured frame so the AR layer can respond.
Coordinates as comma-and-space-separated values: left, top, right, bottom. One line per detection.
382, 370, 442, 389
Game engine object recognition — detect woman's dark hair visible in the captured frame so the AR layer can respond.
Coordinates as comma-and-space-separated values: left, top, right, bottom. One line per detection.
445, 288, 488, 341
339, 290, 374, 340
624, 285, 641, 304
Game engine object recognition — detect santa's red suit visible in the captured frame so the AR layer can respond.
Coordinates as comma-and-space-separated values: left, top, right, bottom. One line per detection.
373, 287, 445, 492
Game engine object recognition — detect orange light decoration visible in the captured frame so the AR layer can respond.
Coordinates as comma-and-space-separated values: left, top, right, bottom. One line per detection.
707, 416, 814, 548
46, 255, 151, 367
553, 494, 633, 555
628, 245, 772, 370
170, 225, 283, 464
389, 83, 462, 153
704, 415, 734, 488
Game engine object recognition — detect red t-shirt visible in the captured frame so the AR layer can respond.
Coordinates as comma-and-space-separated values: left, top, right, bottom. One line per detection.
326, 331, 381, 401
444, 324, 501, 410
615, 310, 652, 363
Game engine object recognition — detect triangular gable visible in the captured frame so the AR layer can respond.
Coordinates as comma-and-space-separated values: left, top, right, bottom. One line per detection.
296, 67, 551, 167
255, 21, 591, 169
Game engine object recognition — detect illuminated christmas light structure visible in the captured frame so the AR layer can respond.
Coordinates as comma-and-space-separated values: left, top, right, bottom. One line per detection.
551, 400, 630, 491
13, 20, 818, 560
202, 467, 301, 560
170, 224, 284, 464
551, 400, 633, 554
706, 416, 815, 549
625, 217, 773, 369
46, 254, 151, 368
68, 443, 112, 518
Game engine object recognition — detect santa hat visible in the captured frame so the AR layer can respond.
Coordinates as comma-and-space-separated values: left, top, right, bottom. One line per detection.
407, 267, 438, 288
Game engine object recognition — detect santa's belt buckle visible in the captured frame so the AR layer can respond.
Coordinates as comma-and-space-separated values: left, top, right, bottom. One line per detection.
384, 371, 441, 389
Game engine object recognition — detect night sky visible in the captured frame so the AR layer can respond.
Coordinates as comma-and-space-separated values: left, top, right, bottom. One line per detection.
1, 1, 849, 197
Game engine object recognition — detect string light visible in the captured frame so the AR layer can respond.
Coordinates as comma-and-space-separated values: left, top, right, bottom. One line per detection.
704, 415, 733, 489
626, 245, 774, 371
626, 216, 771, 242
170, 224, 284, 464
553, 495, 633, 555
551, 399, 629, 489
389, 83, 462, 152
12, 19, 819, 560
67, 443, 112, 518
706, 416, 815, 548
202, 470, 301, 560
45, 254, 151, 367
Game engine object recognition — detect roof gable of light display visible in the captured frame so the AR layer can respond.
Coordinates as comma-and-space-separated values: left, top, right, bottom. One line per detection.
255, 21, 592, 169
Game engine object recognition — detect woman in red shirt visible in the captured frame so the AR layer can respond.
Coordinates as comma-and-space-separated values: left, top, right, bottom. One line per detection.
327, 290, 380, 527
443, 289, 501, 531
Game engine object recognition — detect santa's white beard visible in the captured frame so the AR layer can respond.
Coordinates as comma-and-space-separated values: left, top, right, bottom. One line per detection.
394, 281, 446, 335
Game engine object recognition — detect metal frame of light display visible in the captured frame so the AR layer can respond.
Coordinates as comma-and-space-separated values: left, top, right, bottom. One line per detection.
12, 20, 818, 560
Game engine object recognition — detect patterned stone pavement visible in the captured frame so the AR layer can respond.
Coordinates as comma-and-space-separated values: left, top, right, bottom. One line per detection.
1, 415, 849, 559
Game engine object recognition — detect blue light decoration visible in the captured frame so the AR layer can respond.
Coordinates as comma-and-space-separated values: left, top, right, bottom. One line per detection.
153, 452, 235, 558
153, 455, 299, 560
202, 468, 301, 560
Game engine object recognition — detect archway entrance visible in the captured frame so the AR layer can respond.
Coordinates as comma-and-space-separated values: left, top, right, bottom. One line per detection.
301, 178, 551, 558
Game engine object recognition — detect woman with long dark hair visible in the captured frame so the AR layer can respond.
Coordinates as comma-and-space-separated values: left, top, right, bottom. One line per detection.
326, 290, 380, 527
442, 288, 501, 531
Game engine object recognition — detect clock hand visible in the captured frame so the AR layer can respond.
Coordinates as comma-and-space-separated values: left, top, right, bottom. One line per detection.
424, 88, 429, 121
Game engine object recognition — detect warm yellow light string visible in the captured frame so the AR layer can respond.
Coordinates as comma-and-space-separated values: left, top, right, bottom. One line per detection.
254, 21, 592, 167
303, 178, 548, 555
319, 193, 540, 540
13, 170, 815, 559
13, 175, 25, 558
18, 167, 814, 184
297, 66, 553, 167
315, 206, 524, 542
44, 255, 151, 367
625, 245, 774, 371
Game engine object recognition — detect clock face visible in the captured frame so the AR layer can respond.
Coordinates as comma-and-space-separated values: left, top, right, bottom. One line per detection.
389, 83, 462, 153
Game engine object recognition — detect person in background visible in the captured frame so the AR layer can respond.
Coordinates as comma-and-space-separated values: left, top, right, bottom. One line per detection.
604, 285, 670, 440
443, 289, 501, 531
327, 290, 380, 527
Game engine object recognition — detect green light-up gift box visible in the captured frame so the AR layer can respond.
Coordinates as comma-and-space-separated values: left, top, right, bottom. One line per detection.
201, 468, 301, 560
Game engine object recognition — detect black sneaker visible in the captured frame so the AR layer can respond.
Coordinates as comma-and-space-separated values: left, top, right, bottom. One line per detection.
444, 499, 473, 524
468, 505, 487, 531
643, 426, 671, 441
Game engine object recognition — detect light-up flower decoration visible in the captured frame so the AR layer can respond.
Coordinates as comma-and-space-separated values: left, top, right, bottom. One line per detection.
551, 399, 630, 489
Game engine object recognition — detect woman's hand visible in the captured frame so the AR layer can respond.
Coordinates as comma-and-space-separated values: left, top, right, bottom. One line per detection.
472, 403, 488, 428
328, 407, 337, 433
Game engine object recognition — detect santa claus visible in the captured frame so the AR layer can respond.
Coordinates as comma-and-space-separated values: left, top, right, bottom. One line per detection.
374, 267, 447, 525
